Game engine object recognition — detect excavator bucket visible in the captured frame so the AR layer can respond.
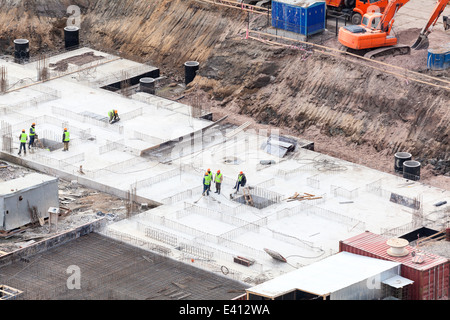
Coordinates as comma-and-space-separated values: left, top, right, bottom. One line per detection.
411, 34, 429, 50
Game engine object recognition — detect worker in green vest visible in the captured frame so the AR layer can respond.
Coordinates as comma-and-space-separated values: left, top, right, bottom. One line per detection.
108, 109, 120, 124
214, 169, 223, 195
28, 123, 36, 150
203, 171, 212, 196
233, 171, 246, 192
62, 128, 70, 151
18, 129, 27, 155
207, 168, 213, 193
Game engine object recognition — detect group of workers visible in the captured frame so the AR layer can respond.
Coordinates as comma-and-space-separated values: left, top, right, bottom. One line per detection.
17, 109, 119, 156
18, 122, 37, 155
202, 169, 246, 196
18, 123, 70, 155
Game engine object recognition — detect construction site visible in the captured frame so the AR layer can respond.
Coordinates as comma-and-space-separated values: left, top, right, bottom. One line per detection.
0, 0, 449, 301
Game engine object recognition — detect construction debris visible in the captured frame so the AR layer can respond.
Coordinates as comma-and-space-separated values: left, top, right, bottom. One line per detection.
262, 134, 296, 158
283, 192, 322, 202
263, 248, 287, 263
0, 166, 150, 254
233, 256, 256, 267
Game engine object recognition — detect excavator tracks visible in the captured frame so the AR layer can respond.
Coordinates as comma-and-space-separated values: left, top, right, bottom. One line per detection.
363, 44, 411, 59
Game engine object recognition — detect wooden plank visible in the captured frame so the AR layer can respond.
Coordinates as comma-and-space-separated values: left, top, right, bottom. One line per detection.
417, 230, 446, 244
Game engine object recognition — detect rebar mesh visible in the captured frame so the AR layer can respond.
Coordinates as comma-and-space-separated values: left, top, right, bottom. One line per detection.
0, 232, 247, 300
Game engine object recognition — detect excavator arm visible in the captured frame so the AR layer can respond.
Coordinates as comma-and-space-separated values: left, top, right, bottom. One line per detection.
412, 0, 450, 49
378, 0, 410, 33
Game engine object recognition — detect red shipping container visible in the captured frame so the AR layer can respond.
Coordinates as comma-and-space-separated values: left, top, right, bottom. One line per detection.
339, 231, 449, 300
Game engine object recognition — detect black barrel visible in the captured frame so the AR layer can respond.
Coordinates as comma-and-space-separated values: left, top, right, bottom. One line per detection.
64, 26, 80, 49
14, 39, 29, 64
403, 160, 421, 181
139, 77, 155, 94
184, 61, 199, 85
394, 152, 412, 173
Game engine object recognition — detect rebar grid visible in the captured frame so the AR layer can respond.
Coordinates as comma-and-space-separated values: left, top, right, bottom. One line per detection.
160, 185, 203, 205
90, 63, 156, 88
133, 167, 180, 189
132, 93, 211, 118
1, 120, 12, 152
98, 139, 125, 154
133, 130, 167, 145
1, 231, 249, 300
254, 178, 276, 189
181, 203, 263, 229
330, 184, 360, 199
306, 174, 321, 189
365, 179, 422, 211
380, 220, 425, 237
119, 107, 143, 121
30, 153, 80, 176
137, 221, 266, 274
279, 201, 366, 231
0, 66, 7, 94
1, 84, 60, 111
139, 210, 269, 261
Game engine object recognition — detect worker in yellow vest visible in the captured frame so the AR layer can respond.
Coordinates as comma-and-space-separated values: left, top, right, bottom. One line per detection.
203, 172, 212, 196
233, 171, 247, 192
18, 129, 27, 155
214, 170, 223, 195
207, 168, 213, 193
108, 109, 120, 124
29, 123, 36, 150
62, 128, 70, 151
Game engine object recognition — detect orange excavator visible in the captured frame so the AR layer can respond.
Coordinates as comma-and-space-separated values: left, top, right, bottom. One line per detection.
411, 0, 450, 49
338, 0, 411, 58
338, 0, 450, 58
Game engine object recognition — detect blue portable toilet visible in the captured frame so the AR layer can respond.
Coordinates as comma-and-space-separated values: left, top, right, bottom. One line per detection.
271, 0, 326, 37
427, 45, 450, 71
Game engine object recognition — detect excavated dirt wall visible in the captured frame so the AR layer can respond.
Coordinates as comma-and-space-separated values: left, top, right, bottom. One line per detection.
193, 38, 450, 160
0, 0, 246, 71
0, 0, 449, 187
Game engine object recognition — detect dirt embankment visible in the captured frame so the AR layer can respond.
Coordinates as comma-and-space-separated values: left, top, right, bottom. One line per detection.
0, 0, 448, 189
0, 0, 247, 74
193, 37, 450, 157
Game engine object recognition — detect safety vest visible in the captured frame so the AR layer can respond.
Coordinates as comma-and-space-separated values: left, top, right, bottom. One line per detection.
108, 110, 114, 117
29, 127, 35, 136
238, 174, 243, 181
64, 131, 70, 142
215, 173, 222, 183
204, 174, 212, 185
20, 133, 27, 143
